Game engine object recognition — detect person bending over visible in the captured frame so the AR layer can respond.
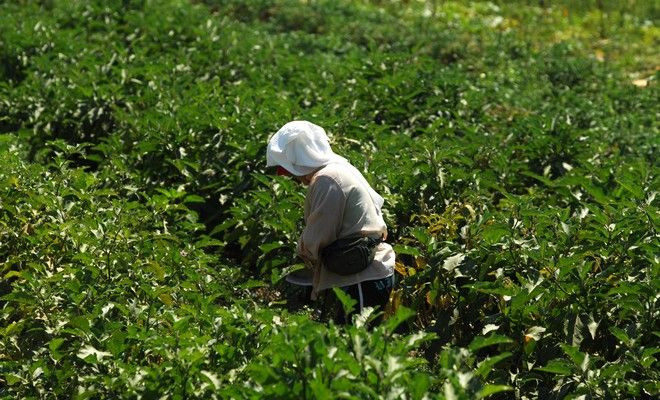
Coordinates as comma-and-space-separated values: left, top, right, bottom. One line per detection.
266, 120, 395, 324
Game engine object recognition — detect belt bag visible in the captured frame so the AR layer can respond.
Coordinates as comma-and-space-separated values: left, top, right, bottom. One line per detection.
321, 236, 382, 276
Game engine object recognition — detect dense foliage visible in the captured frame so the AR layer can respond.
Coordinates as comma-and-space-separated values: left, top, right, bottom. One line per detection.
1, 0, 658, 398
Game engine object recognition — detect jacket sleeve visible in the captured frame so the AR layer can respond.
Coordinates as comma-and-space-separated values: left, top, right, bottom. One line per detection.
297, 175, 346, 263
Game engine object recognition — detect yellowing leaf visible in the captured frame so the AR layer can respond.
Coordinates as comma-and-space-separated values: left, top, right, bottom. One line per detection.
437, 294, 452, 309
540, 267, 554, 278
159, 293, 174, 306
426, 290, 434, 306
594, 49, 604, 62
524, 326, 547, 342
148, 261, 165, 280
632, 79, 648, 87
384, 289, 402, 318
464, 204, 476, 220
394, 261, 408, 277
4, 270, 23, 279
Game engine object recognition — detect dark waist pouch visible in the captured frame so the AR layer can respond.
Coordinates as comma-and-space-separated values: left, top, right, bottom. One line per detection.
321, 236, 382, 276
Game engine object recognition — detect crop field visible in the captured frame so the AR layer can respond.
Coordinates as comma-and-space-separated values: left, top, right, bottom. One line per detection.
0, 0, 658, 398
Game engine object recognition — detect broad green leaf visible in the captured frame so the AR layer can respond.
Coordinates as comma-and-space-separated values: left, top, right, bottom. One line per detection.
1, 292, 36, 304
476, 352, 512, 378
271, 263, 306, 284
640, 347, 660, 369
560, 344, 586, 370
77, 345, 112, 364
183, 194, 206, 204
383, 306, 415, 333
469, 334, 513, 351
616, 178, 643, 199
521, 171, 556, 187
4, 270, 23, 279
259, 241, 284, 255
392, 244, 421, 257
477, 384, 513, 399
148, 261, 165, 280
238, 279, 267, 289
537, 359, 573, 375
49, 338, 66, 361
5, 373, 23, 385
609, 326, 631, 345
195, 237, 225, 248
465, 281, 517, 296
332, 287, 357, 317
106, 331, 127, 356
158, 292, 174, 306
481, 223, 509, 243
581, 182, 609, 205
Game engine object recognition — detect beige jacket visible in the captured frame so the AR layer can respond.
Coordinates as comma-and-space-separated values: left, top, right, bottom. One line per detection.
296, 163, 395, 298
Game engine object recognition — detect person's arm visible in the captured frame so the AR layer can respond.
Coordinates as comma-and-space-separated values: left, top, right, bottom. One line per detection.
297, 175, 346, 263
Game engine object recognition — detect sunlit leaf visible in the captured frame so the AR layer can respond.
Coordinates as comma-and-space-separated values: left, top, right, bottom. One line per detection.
537, 359, 573, 375
77, 345, 112, 363
476, 384, 513, 399
469, 334, 513, 351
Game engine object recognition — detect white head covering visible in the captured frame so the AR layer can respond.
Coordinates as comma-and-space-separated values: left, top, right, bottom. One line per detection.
266, 120, 385, 214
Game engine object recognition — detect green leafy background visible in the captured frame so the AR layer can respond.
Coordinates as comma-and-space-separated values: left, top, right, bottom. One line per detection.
1, 0, 658, 398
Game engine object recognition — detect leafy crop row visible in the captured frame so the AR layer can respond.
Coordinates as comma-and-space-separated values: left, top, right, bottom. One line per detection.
1, 0, 658, 398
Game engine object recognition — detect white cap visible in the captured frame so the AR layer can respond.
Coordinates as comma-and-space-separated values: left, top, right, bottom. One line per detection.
266, 120, 344, 176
